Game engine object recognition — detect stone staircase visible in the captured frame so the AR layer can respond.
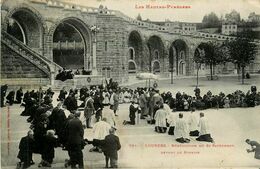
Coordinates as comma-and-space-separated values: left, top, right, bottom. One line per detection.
1, 31, 62, 74
1, 31, 62, 87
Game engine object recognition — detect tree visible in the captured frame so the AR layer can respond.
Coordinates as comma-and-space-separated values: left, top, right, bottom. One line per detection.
200, 42, 227, 80
136, 13, 142, 21
227, 30, 257, 84
194, 48, 205, 86
225, 10, 241, 23
202, 12, 220, 28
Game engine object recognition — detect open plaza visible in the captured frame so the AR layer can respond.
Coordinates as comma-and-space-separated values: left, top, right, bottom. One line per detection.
1, 0, 260, 168
1, 76, 260, 168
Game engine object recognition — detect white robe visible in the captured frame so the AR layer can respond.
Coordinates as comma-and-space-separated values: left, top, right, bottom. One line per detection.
188, 113, 198, 131
93, 121, 111, 140
109, 93, 115, 105
102, 92, 110, 105
166, 113, 177, 127
198, 117, 210, 135
154, 109, 167, 127
119, 92, 124, 103
174, 118, 189, 139
163, 103, 171, 116
102, 109, 116, 127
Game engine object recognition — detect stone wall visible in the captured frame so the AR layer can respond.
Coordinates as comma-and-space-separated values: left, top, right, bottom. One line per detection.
54, 75, 103, 89
96, 15, 128, 83
1, 43, 48, 78
1, 0, 260, 85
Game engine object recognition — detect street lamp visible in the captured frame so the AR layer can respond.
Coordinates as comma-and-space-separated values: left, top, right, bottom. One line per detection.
90, 25, 100, 75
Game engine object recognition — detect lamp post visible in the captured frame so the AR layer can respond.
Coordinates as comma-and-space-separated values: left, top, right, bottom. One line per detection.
90, 25, 100, 75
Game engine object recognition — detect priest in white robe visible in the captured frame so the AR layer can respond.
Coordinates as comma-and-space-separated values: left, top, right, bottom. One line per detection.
188, 109, 199, 136
166, 112, 176, 135
102, 107, 116, 127
89, 118, 111, 152
154, 104, 168, 133
174, 113, 190, 143
196, 112, 214, 143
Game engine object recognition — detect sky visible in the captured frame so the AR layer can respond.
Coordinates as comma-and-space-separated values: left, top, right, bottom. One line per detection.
60, 0, 260, 22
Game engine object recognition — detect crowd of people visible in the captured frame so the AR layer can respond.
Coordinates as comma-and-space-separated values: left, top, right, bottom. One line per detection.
55, 68, 74, 81
1, 80, 259, 168
12, 85, 121, 169
55, 67, 93, 82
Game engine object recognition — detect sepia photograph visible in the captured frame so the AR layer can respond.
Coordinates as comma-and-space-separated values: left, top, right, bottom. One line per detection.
1, 0, 260, 168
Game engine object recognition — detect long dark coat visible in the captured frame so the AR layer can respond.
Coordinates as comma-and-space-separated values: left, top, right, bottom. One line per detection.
17, 136, 34, 163
42, 135, 58, 162
64, 96, 78, 112
66, 118, 84, 145
103, 134, 121, 159
49, 107, 66, 137
16, 89, 23, 103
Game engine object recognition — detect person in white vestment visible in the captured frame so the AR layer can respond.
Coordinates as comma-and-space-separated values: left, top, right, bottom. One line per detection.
102, 108, 116, 127
102, 90, 110, 106
123, 90, 131, 103
154, 104, 168, 133
196, 112, 214, 143
89, 118, 111, 152
174, 113, 190, 143
166, 112, 176, 135
119, 91, 124, 104
188, 109, 199, 136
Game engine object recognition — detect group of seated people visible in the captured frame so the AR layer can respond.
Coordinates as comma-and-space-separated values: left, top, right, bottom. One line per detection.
55, 68, 74, 81
74, 68, 92, 75
55, 67, 93, 81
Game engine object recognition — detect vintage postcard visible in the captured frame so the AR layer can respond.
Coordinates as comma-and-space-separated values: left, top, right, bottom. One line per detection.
1, 0, 260, 168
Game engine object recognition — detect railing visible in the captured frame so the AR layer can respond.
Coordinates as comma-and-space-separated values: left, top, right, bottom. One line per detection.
28, 0, 260, 44
1, 31, 62, 74
53, 41, 84, 50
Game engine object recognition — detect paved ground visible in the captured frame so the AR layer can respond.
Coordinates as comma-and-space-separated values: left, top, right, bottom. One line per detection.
1, 76, 260, 168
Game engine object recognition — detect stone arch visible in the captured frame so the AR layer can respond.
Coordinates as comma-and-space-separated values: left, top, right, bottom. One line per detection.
147, 35, 165, 73
127, 29, 145, 42
169, 39, 189, 75
178, 60, 186, 75
128, 47, 135, 60
146, 33, 167, 48
168, 45, 177, 72
128, 60, 137, 73
4, 5, 47, 54
152, 60, 160, 73
128, 30, 143, 70
47, 16, 92, 69
154, 50, 159, 60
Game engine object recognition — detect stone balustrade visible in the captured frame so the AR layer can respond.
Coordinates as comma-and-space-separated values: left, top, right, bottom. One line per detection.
2, 31, 62, 74
54, 75, 103, 89
53, 41, 84, 50
28, 0, 260, 44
